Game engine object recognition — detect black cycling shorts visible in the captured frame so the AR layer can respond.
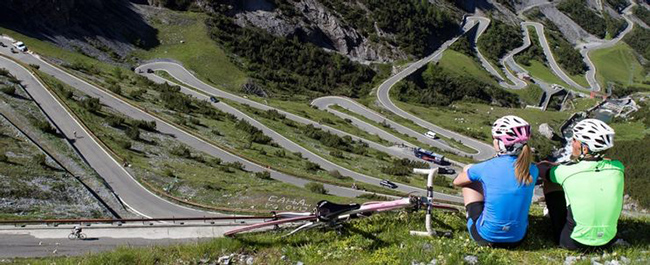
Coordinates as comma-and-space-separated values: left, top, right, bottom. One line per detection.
466, 202, 524, 249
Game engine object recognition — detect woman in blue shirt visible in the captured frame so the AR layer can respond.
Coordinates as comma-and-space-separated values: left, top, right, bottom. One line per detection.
453, 115, 539, 247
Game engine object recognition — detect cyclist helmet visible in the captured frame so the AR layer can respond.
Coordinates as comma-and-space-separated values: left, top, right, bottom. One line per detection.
572, 119, 615, 153
492, 115, 531, 146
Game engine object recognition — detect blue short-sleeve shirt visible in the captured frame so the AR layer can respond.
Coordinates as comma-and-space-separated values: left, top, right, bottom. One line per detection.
467, 155, 539, 242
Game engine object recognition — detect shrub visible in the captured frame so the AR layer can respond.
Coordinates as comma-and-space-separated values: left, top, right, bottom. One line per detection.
132, 119, 156, 131
129, 88, 146, 99
330, 150, 344, 159
236, 119, 272, 144
125, 126, 140, 140
211, 129, 222, 136
0, 153, 8, 163
320, 118, 335, 125
28, 64, 40, 70
33, 153, 47, 168
305, 161, 320, 171
108, 84, 122, 95
224, 161, 245, 171
1, 85, 15, 95
170, 145, 191, 158
32, 119, 56, 134
119, 140, 132, 150
305, 182, 328, 194
81, 97, 101, 113
106, 115, 125, 127
274, 149, 286, 158
255, 171, 272, 180
381, 158, 428, 176
208, 157, 222, 167
328, 170, 351, 181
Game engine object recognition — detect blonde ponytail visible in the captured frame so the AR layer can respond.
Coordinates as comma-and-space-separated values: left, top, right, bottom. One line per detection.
515, 144, 533, 185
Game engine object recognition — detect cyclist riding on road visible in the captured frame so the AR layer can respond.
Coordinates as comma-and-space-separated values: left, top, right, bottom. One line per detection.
539, 119, 624, 250
72, 225, 82, 236
453, 116, 539, 248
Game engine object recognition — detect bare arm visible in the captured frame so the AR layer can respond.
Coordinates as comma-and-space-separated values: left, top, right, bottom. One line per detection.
453, 164, 473, 187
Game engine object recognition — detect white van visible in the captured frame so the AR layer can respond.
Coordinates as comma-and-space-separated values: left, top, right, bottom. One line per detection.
13, 41, 27, 52
424, 131, 437, 139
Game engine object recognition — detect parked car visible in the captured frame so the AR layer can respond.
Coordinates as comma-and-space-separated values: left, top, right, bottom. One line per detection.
12, 41, 26, 52
210, 96, 219, 103
379, 179, 398, 189
424, 131, 437, 139
438, 167, 456, 175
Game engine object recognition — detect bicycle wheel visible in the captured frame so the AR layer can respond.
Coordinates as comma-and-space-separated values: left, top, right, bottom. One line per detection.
78, 233, 87, 240
68, 233, 76, 240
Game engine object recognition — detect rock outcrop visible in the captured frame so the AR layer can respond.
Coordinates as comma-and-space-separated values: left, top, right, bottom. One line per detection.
232, 0, 403, 63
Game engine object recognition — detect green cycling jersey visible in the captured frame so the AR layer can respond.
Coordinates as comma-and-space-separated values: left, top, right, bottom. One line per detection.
550, 159, 625, 246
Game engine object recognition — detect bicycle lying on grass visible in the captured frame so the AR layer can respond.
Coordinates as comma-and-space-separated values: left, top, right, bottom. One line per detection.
225, 168, 460, 237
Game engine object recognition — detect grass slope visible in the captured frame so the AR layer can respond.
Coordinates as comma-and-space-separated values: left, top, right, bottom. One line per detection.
590, 43, 650, 89
439, 50, 498, 85
135, 10, 247, 91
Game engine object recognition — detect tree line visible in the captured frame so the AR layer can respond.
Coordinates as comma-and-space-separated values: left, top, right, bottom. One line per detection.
396, 63, 521, 107
558, 0, 626, 39
478, 19, 524, 62
321, 0, 458, 57
206, 10, 376, 99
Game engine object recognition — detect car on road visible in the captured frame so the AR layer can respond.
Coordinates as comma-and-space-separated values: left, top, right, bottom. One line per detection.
0, 42, 6, 47
146, 68, 154, 74
438, 167, 456, 175
380, 179, 398, 189
210, 96, 219, 103
12, 41, 26, 52
424, 131, 437, 139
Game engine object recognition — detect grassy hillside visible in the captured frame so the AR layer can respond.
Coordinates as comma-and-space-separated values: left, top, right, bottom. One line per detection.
438, 50, 496, 85
18, 209, 650, 264
590, 43, 650, 89
134, 9, 247, 92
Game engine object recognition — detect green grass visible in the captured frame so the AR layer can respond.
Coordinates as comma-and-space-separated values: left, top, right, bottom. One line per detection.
520, 60, 573, 89
510, 85, 545, 106
568, 72, 590, 88
609, 121, 648, 142
20, 208, 650, 264
438, 50, 498, 85
134, 10, 247, 91
590, 43, 650, 89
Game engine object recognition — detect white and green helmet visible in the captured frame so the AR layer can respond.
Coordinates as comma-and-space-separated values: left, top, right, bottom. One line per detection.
572, 119, 615, 153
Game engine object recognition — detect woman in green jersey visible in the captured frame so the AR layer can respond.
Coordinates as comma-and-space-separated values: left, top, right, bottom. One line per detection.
538, 119, 624, 250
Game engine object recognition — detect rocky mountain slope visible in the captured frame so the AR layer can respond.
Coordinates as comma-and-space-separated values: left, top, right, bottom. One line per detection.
0, 0, 159, 62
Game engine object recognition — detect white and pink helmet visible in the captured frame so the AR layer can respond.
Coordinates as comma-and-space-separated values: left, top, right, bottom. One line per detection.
491, 115, 531, 148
